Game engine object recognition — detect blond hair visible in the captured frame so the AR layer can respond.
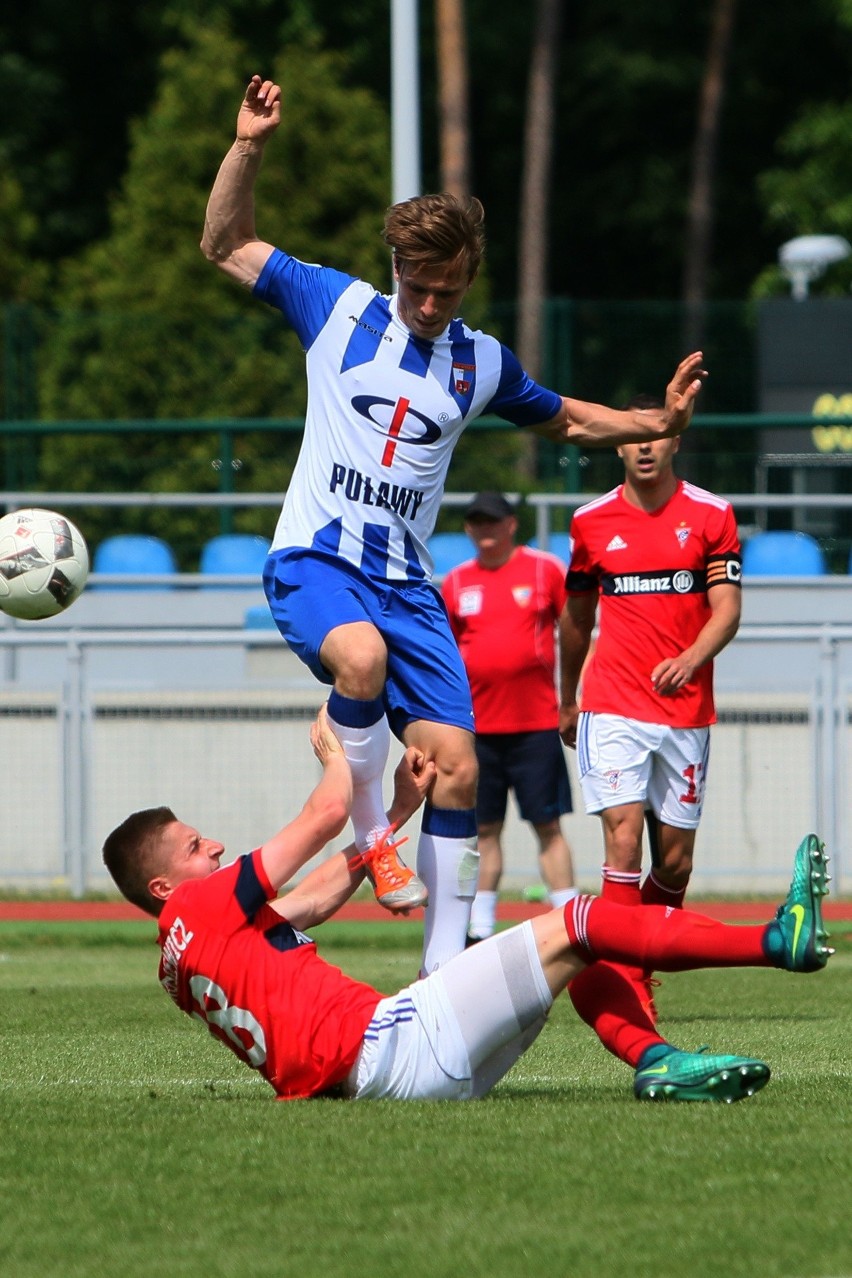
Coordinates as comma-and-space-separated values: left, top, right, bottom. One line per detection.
383, 193, 486, 280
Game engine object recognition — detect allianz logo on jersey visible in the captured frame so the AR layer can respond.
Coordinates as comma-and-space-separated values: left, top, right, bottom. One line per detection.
606, 570, 696, 595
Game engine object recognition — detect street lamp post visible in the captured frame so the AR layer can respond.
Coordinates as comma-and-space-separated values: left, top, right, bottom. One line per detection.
779, 234, 851, 300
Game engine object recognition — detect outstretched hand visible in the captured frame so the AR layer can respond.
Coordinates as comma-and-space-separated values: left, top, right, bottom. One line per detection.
662, 351, 707, 437
236, 75, 282, 143
310, 703, 345, 766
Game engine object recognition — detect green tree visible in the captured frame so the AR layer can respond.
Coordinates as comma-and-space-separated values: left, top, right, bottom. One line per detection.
35, 21, 391, 559
752, 99, 852, 297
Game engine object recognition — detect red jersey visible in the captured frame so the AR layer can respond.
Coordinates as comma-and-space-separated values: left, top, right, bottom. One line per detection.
567, 481, 741, 728
157, 850, 381, 1099
442, 545, 567, 733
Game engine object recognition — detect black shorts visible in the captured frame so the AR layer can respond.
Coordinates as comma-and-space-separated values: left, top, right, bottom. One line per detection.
474, 729, 573, 826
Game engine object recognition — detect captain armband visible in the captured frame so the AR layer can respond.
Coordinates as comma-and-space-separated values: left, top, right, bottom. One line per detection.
706, 554, 742, 588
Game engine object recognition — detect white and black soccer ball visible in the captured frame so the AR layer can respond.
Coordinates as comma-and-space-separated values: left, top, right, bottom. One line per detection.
0, 508, 90, 620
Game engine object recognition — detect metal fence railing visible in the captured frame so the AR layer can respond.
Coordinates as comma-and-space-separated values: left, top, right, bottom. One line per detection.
0, 623, 848, 899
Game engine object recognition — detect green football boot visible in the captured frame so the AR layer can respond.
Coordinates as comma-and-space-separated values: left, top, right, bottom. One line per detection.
763, 834, 833, 972
634, 1047, 770, 1103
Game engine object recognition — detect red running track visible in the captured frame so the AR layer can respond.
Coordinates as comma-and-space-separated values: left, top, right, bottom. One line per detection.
0, 900, 850, 924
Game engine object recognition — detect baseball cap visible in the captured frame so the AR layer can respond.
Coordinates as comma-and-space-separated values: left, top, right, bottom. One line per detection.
464, 491, 516, 520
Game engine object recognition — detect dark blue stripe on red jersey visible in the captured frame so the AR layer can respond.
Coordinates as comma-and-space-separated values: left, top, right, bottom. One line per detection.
448, 324, 477, 415
399, 334, 433, 377
235, 854, 269, 921
263, 920, 315, 953
340, 297, 393, 373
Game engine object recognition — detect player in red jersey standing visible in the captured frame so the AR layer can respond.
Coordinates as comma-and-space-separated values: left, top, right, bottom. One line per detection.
102, 706, 832, 1103
559, 399, 742, 1035
441, 492, 577, 940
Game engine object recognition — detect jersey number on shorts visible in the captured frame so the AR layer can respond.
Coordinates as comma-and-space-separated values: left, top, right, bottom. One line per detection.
679, 762, 705, 806
189, 974, 267, 1067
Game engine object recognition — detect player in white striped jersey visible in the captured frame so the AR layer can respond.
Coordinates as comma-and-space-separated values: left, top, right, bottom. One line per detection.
202, 75, 708, 975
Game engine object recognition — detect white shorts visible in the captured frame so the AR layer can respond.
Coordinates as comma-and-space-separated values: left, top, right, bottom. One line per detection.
345, 922, 552, 1101
576, 711, 710, 829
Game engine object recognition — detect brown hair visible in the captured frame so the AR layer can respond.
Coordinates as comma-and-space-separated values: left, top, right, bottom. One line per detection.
102, 806, 177, 917
382, 193, 486, 280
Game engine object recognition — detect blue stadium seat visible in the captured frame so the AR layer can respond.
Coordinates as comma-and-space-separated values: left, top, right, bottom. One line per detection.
528, 532, 573, 564
741, 530, 827, 576
92, 534, 178, 589
427, 532, 473, 577
199, 534, 271, 585
243, 604, 277, 630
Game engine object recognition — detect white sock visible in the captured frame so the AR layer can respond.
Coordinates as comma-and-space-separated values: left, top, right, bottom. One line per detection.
548, 887, 580, 909
468, 890, 498, 940
418, 831, 480, 975
327, 699, 391, 852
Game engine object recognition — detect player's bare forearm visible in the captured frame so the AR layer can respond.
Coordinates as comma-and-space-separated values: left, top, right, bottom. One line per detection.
258, 754, 352, 892
201, 76, 281, 287
257, 708, 353, 891
201, 140, 264, 258
534, 352, 707, 447
651, 586, 741, 694
273, 750, 435, 929
559, 599, 595, 704
270, 848, 366, 930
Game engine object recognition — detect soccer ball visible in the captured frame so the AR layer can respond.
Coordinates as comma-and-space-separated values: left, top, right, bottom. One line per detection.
0, 508, 90, 620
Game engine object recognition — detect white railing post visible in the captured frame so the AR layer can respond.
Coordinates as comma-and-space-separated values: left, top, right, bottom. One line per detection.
61, 636, 88, 897
814, 628, 840, 889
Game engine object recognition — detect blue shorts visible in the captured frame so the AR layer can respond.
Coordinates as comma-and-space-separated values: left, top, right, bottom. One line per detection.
263, 548, 474, 741
474, 729, 573, 826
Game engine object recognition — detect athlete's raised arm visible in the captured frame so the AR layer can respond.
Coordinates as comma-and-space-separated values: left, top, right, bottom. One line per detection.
257, 706, 353, 893
271, 746, 437, 931
532, 352, 708, 448
201, 75, 280, 289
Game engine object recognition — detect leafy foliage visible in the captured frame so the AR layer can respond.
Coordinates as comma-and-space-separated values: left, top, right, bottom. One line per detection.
31, 22, 391, 553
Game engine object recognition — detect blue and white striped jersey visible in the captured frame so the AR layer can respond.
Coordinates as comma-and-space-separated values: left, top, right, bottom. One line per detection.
255, 250, 561, 582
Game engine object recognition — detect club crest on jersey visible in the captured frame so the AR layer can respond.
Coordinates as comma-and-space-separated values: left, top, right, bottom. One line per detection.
452, 362, 474, 395
512, 586, 533, 607
675, 523, 691, 548
458, 586, 482, 616
604, 769, 622, 792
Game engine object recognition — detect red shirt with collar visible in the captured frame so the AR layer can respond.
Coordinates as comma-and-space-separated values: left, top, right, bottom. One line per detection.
442, 544, 567, 733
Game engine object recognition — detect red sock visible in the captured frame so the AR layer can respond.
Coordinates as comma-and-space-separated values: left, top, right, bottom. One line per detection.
568, 961, 666, 1067
642, 870, 686, 910
564, 895, 769, 969
601, 867, 641, 906
600, 869, 644, 983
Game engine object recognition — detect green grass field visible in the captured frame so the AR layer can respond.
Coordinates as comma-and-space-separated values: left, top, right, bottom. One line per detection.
1, 920, 850, 1278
